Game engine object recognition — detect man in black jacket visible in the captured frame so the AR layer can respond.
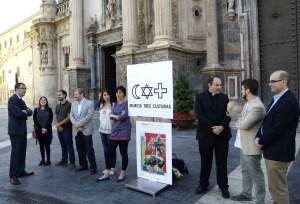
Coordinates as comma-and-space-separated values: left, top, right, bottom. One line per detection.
8, 83, 34, 185
195, 77, 232, 199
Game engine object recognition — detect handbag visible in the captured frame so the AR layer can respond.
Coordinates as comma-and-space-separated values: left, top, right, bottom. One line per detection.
32, 130, 37, 139
172, 153, 189, 174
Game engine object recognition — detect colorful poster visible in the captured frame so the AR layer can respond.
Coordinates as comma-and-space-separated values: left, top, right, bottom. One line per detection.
136, 121, 172, 185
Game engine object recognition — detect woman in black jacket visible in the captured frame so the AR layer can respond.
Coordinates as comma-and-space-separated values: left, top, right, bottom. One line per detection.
33, 96, 53, 166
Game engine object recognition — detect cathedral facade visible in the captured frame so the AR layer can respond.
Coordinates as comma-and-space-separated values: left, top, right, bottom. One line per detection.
0, 0, 299, 107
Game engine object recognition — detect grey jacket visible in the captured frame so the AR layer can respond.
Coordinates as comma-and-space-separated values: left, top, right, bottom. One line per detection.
70, 98, 94, 136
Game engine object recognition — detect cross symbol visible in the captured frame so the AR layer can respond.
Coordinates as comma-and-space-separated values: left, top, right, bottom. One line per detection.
154, 83, 167, 99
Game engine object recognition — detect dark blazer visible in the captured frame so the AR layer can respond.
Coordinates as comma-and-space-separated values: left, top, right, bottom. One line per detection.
195, 91, 232, 141
33, 107, 53, 140
8, 94, 33, 135
256, 90, 299, 162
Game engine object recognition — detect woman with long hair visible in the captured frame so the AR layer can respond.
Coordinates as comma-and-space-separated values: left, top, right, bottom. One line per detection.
98, 89, 116, 175
98, 86, 131, 182
33, 96, 53, 166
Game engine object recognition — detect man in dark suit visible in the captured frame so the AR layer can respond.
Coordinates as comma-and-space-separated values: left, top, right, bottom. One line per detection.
256, 70, 299, 204
195, 77, 232, 198
8, 83, 34, 185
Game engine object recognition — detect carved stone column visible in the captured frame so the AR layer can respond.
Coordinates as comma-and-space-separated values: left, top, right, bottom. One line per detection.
203, 0, 222, 69
153, 0, 173, 42
119, 0, 139, 52
57, 37, 62, 90
148, 0, 175, 47
89, 40, 97, 89
34, 0, 58, 106
67, 0, 91, 100
70, 0, 84, 65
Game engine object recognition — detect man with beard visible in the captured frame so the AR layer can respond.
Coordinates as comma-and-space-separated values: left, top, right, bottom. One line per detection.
8, 83, 34, 185
195, 77, 231, 199
54, 90, 76, 170
227, 79, 266, 203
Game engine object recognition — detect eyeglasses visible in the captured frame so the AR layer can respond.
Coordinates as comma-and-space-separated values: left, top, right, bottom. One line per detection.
18, 87, 27, 90
269, 79, 284, 84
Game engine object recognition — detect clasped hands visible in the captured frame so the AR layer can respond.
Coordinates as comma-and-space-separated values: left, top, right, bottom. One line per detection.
74, 124, 83, 132
212, 126, 224, 135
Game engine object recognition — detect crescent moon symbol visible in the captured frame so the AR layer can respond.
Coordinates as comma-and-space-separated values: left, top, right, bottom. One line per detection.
132, 84, 140, 99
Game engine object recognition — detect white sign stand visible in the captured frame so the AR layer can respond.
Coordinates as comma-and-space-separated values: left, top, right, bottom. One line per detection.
125, 61, 173, 196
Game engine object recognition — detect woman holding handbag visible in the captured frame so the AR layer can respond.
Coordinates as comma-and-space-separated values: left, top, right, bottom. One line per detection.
33, 96, 53, 166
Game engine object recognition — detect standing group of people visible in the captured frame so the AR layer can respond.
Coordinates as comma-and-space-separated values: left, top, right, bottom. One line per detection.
195, 70, 299, 204
8, 84, 131, 185
7, 70, 299, 203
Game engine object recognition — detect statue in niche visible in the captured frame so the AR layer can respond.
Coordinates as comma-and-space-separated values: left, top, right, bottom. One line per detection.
41, 45, 48, 65
106, 0, 116, 30
227, 0, 235, 20
86, 15, 98, 33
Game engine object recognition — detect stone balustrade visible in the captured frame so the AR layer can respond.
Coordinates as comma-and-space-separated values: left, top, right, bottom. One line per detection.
56, 0, 70, 16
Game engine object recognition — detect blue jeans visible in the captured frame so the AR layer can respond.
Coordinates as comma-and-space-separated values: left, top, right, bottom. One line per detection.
100, 132, 116, 168
57, 128, 75, 163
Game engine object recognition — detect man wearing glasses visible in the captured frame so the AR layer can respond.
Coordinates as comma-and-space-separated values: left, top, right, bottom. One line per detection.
256, 70, 299, 203
8, 83, 34, 185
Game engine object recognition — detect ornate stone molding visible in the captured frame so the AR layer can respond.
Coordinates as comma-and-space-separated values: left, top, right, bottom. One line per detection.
138, 0, 146, 45
192, 6, 203, 22
227, 0, 235, 20
172, 0, 178, 38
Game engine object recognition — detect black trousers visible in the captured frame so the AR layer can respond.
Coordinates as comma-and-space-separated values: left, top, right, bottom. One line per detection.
9, 134, 27, 178
198, 135, 229, 189
75, 132, 97, 169
37, 133, 51, 161
106, 140, 129, 171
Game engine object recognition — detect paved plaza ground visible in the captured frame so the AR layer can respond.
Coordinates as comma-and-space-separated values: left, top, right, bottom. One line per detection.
0, 105, 299, 203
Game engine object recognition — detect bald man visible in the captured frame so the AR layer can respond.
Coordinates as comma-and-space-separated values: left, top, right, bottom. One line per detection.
256, 70, 299, 204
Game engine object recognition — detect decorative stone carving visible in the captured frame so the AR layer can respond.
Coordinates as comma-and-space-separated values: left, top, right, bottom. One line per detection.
41, 44, 48, 65
227, 0, 235, 20
192, 6, 203, 22
172, 0, 178, 38
138, 0, 146, 45
86, 16, 99, 33
106, 0, 116, 30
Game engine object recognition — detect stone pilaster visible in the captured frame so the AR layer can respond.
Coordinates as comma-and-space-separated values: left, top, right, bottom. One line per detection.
118, 0, 139, 53
203, 0, 222, 69
67, 0, 90, 99
57, 37, 62, 90
148, 0, 176, 48
70, 0, 84, 65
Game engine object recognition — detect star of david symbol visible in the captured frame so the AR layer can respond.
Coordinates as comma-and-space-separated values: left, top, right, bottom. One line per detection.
141, 84, 153, 99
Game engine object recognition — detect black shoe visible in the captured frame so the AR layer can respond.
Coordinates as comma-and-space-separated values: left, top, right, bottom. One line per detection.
10, 178, 20, 185
44, 161, 51, 166
230, 193, 252, 201
75, 167, 88, 172
39, 160, 45, 166
18, 171, 34, 178
221, 189, 230, 199
195, 186, 207, 195
90, 168, 97, 175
